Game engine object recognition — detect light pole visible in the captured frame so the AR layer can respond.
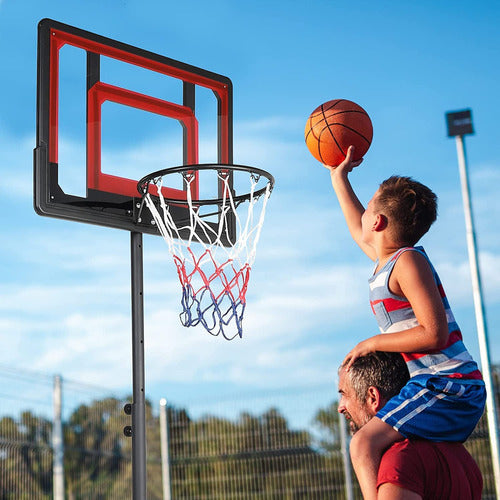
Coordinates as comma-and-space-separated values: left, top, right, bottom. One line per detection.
446, 109, 500, 498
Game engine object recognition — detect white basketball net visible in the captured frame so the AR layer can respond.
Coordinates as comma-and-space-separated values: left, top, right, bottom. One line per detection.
143, 168, 272, 340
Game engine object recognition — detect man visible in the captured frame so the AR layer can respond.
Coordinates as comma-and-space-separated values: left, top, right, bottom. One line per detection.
338, 352, 483, 499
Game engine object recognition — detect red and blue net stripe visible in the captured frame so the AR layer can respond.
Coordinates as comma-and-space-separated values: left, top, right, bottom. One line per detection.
173, 250, 251, 339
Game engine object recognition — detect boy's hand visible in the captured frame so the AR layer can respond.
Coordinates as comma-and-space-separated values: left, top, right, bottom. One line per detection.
323, 145, 364, 174
342, 337, 377, 371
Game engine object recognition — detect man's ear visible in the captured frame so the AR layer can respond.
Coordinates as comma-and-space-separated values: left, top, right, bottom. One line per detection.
366, 386, 386, 413
373, 214, 388, 232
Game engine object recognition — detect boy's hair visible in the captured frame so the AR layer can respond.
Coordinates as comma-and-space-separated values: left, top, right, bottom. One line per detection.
347, 352, 409, 403
376, 176, 437, 245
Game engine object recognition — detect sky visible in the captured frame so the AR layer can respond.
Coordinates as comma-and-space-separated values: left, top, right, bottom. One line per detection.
0, 1, 499, 422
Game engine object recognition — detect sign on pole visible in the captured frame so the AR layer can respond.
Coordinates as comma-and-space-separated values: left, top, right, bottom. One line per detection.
446, 109, 474, 137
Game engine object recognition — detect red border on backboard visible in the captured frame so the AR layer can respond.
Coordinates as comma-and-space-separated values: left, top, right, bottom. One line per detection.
48, 28, 230, 200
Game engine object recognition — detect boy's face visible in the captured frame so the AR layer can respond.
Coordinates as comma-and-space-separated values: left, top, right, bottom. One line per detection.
361, 190, 381, 244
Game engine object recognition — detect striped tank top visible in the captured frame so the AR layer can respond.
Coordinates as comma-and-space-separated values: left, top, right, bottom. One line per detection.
369, 246, 482, 380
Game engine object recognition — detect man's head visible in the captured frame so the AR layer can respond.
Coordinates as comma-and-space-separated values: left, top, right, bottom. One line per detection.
374, 176, 437, 246
338, 352, 409, 434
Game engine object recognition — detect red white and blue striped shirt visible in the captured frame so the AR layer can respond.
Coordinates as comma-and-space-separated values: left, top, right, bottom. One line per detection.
369, 246, 482, 381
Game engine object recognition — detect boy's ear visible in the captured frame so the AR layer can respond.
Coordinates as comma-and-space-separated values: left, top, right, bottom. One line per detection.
373, 214, 388, 232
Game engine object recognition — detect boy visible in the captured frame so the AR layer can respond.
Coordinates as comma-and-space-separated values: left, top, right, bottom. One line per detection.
327, 146, 486, 500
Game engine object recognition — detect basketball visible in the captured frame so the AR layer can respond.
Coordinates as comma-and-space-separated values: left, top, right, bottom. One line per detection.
304, 99, 373, 167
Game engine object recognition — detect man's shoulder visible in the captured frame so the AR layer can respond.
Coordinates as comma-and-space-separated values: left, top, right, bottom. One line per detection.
380, 439, 477, 477
381, 439, 422, 468
385, 438, 470, 459
379, 439, 483, 499
377, 440, 426, 497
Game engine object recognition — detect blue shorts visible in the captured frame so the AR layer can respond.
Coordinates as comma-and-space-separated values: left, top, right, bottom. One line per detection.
376, 375, 486, 442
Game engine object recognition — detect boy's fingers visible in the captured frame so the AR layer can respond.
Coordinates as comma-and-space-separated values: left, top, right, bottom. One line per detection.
337, 145, 364, 171
342, 353, 355, 371
344, 145, 355, 162
324, 145, 364, 171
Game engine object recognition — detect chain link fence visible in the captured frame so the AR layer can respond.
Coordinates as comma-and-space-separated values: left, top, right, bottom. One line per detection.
0, 365, 498, 499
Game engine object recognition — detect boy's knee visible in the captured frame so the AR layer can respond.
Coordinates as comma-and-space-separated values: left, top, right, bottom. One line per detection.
349, 428, 371, 461
350, 423, 393, 462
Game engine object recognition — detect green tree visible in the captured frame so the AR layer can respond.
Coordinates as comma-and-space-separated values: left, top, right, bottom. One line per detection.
63, 397, 129, 499
313, 400, 342, 453
0, 412, 52, 499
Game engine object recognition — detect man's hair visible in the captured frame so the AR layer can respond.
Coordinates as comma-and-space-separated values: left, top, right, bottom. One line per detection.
348, 352, 410, 403
376, 176, 437, 246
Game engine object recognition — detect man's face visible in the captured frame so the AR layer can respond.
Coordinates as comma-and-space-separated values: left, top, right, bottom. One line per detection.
337, 368, 374, 434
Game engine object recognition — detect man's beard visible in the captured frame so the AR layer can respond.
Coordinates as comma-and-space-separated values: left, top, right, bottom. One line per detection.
343, 410, 372, 435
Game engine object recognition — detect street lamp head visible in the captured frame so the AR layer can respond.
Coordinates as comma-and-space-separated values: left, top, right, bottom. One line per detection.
446, 109, 474, 137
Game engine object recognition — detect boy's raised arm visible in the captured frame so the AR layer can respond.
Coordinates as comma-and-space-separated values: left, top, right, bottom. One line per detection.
325, 146, 377, 261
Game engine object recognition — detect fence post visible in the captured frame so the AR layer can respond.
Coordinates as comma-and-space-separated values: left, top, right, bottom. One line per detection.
339, 415, 354, 500
53, 374, 65, 500
159, 398, 172, 500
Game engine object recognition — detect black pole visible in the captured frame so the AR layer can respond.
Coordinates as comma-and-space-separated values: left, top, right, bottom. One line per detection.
131, 231, 147, 499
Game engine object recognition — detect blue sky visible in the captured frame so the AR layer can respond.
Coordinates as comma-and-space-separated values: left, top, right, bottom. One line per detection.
1, 1, 499, 418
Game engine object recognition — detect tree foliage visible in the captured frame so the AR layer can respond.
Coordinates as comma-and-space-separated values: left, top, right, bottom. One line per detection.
0, 397, 350, 499
0, 412, 52, 499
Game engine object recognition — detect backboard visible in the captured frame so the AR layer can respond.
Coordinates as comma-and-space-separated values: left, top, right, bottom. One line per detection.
34, 18, 233, 237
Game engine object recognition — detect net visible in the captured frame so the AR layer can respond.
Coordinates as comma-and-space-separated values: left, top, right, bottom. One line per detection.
139, 165, 273, 340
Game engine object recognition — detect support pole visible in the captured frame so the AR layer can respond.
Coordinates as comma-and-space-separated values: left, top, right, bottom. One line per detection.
339, 415, 354, 500
159, 398, 172, 500
53, 374, 65, 500
455, 135, 500, 498
131, 231, 147, 499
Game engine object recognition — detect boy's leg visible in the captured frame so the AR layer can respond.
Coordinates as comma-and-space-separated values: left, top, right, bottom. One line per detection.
350, 417, 403, 500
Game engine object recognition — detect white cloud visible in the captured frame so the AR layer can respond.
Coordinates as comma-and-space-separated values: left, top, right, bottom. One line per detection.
1, 119, 500, 398
478, 252, 500, 301
31, 312, 131, 380
0, 252, 370, 390
435, 251, 500, 306
0, 132, 35, 199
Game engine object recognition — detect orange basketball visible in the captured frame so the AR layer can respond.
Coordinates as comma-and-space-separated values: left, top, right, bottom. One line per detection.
305, 99, 373, 167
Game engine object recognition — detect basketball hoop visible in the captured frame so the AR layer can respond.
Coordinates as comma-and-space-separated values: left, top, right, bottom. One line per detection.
137, 164, 274, 340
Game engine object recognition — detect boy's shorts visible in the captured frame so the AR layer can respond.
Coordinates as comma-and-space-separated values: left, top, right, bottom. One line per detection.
376, 374, 486, 442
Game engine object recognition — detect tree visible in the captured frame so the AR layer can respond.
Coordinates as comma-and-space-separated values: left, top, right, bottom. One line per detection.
313, 401, 342, 453
63, 397, 129, 499
0, 412, 52, 499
